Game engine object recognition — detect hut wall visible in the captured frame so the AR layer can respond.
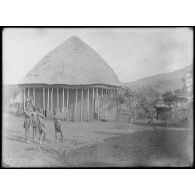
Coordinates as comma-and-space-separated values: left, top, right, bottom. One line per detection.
89, 89, 93, 120
22, 86, 119, 122
35, 88, 43, 110
29, 88, 33, 98
44, 88, 48, 115
68, 89, 75, 121
93, 89, 99, 120
47, 88, 52, 118
58, 88, 68, 118
53, 88, 57, 112
64, 89, 68, 119
75, 89, 81, 121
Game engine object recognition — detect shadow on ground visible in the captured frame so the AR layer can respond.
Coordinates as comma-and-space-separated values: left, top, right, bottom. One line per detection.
62, 129, 193, 167
6, 135, 27, 143
93, 131, 125, 136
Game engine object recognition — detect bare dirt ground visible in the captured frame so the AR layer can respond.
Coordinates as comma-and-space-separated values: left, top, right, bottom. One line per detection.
2, 113, 193, 167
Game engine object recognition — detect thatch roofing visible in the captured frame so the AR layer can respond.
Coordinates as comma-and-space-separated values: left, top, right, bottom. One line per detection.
20, 36, 120, 86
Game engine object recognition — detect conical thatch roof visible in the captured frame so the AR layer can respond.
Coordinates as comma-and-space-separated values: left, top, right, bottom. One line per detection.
20, 36, 120, 86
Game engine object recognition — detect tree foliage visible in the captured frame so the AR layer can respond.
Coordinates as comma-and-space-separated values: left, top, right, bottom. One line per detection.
135, 85, 160, 119
161, 91, 177, 108
118, 85, 160, 119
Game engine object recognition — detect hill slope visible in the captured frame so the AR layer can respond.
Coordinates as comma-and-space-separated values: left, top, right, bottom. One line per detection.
123, 65, 192, 93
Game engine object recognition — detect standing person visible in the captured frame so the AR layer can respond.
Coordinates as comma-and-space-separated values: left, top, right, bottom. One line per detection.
37, 109, 46, 145
128, 111, 133, 129
129, 111, 137, 129
148, 108, 155, 124
23, 106, 31, 143
54, 109, 63, 143
31, 106, 39, 142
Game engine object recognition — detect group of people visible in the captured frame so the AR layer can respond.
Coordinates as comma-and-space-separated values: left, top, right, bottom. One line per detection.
23, 105, 64, 145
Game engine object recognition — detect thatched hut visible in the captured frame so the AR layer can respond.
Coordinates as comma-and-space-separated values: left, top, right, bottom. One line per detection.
19, 36, 120, 121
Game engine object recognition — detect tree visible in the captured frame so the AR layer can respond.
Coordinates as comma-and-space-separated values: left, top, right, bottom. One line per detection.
118, 85, 161, 121
162, 91, 178, 108
118, 87, 135, 110
135, 85, 160, 119
183, 71, 193, 103
182, 71, 193, 121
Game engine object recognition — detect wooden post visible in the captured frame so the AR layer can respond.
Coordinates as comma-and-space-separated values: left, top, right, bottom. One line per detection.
43, 88, 45, 114
97, 88, 99, 120
28, 88, 30, 97
33, 88, 35, 106
57, 88, 59, 112
102, 89, 104, 117
66, 88, 69, 120
104, 89, 106, 120
51, 87, 53, 114
87, 88, 89, 122
23, 88, 26, 110
63, 88, 64, 113
47, 88, 49, 111
92, 88, 95, 119
116, 88, 119, 121
75, 89, 78, 121
81, 88, 83, 122
101, 89, 104, 119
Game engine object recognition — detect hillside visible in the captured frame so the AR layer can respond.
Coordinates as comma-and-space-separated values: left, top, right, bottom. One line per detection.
123, 65, 192, 93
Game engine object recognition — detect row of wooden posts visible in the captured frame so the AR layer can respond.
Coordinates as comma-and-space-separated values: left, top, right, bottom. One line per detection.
23, 87, 118, 121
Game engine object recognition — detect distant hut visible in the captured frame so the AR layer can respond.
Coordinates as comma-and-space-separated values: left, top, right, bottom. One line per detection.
14, 93, 23, 109
19, 36, 120, 122
153, 99, 172, 120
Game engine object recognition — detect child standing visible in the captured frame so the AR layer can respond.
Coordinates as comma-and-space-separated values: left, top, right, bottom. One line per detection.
37, 109, 46, 145
31, 106, 39, 142
54, 110, 63, 143
23, 107, 31, 143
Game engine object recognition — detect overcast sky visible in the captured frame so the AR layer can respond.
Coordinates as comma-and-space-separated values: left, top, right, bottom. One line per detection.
3, 27, 193, 84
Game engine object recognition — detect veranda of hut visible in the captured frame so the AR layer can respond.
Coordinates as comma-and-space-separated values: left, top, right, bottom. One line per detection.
20, 84, 119, 122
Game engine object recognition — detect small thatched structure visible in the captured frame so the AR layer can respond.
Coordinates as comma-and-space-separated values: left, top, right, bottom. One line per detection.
19, 36, 120, 121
